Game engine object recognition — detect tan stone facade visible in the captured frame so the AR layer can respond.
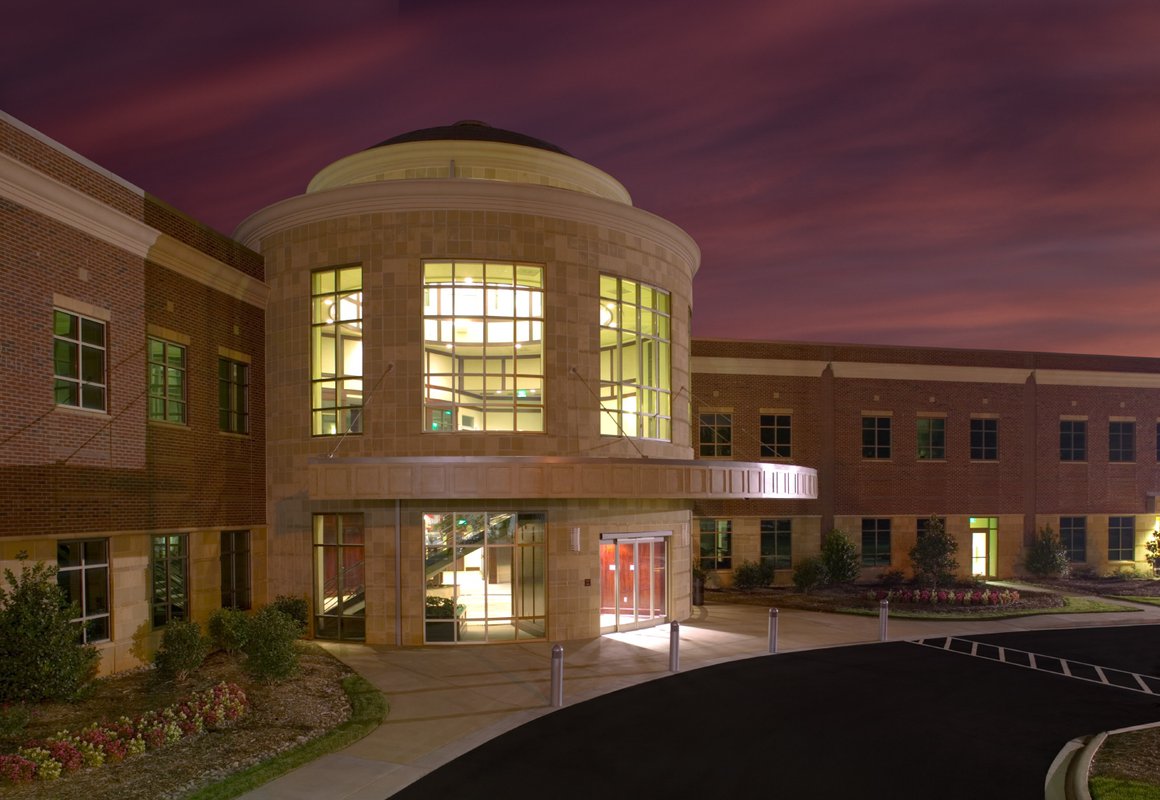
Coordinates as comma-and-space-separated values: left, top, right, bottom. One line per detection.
239, 125, 814, 645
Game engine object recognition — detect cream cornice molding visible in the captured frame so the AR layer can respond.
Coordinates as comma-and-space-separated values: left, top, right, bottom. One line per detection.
691, 357, 829, 377
234, 179, 701, 277
831, 362, 1032, 384
1034, 369, 1160, 389
691, 355, 1160, 389
0, 151, 152, 257
0, 153, 267, 310
147, 235, 268, 309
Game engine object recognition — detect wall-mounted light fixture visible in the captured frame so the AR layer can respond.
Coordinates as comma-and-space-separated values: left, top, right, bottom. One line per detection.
570, 527, 581, 552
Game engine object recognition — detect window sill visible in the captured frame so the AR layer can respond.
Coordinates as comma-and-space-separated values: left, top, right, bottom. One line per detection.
148, 419, 190, 430
969, 459, 1000, 464
218, 430, 251, 440
916, 459, 947, 463
53, 404, 111, 419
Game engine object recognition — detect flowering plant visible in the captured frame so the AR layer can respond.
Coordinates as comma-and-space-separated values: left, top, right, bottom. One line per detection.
0, 682, 248, 783
867, 588, 1020, 606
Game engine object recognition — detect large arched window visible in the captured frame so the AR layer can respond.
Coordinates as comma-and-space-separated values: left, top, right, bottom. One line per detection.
423, 261, 544, 432
599, 275, 671, 441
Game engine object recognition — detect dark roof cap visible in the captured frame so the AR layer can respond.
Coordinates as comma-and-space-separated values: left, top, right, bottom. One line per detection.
369, 120, 570, 156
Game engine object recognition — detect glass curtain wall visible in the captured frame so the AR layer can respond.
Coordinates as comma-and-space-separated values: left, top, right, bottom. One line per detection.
598, 275, 671, 440
311, 266, 363, 436
424, 511, 546, 643
422, 261, 544, 432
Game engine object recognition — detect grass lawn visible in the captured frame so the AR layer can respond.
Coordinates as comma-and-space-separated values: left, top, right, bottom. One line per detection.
1108, 596, 1160, 607
1090, 777, 1160, 800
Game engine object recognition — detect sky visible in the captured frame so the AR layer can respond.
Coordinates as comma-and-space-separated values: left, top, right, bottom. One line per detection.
3, 0, 1160, 357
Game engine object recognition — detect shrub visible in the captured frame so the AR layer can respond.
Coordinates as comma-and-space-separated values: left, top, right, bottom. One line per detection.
878, 568, 906, 587
732, 560, 773, 590
1023, 526, 1070, 578
208, 608, 250, 654
0, 560, 100, 703
792, 557, 829, 594
0, 703, 31, 740
153, 620, 210, 684
242, 606, 300, 682
820, 529, 861, 584
270, 595, 309, 631
909, 516, 959, 591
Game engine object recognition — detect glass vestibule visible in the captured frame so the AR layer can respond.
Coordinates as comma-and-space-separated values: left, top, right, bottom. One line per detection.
424, 511, 546, 643
599, 533, 668, 632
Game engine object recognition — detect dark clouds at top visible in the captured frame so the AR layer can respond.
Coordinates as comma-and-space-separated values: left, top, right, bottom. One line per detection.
3, 0, 1159, 356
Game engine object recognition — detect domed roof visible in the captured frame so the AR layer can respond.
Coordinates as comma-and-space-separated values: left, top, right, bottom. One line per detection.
369, 120, 571, 157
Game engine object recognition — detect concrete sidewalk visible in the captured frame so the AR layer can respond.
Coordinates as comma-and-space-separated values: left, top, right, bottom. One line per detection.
240, 599, 1160, 800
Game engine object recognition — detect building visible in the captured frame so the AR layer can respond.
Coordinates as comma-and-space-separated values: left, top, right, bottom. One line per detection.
691, 339, 1160, 584
0, 112, 267, 673
2, 110, 1157, 671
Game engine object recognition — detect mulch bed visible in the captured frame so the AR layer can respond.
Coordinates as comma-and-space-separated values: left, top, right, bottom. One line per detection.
0, 644, 352, 800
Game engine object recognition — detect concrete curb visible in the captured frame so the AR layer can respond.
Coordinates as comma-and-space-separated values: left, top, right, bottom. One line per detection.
1047, 720, 1160, 800
1044, 736, 1087, 800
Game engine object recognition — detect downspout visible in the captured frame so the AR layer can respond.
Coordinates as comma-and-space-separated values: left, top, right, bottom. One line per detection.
395, 498, 402, 646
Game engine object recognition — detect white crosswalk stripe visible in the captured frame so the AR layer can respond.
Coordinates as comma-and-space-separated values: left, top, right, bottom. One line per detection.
909, 636, 1159, 695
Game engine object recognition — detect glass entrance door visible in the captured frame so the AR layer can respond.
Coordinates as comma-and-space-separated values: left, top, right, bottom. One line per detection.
600, 536, 667, 633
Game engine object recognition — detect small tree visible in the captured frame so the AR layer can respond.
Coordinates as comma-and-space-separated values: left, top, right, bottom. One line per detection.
1024, 525, 1070, 578
820, 529, 861, 584
0, 560, 100, 702
909, 516, 959, 591
1147, 528, 1160, 576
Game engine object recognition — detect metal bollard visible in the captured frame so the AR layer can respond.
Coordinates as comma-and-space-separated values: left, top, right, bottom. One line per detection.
879, 599, 889, 642
768, 607, 779, 654
669, 620, 680, 672
550, 643, 564, 707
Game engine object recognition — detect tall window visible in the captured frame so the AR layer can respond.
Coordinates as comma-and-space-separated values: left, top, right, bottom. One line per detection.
53, 309, 106, 411
916, 417, 945, 460
220, 530, 252, 610
57, 539, 110, 643
147, 338, 186, 423
219, 358, 249, 434
698, 519, 732, 570
970, 418, 998, 461
862, 416, 891, 459
1108, 516, 1135, 562
599, 275, 672, 440
312, 266, 363, 436
1109, 421, 1135, 462
760, 519, 792, 570
1060, 420, 1086, 461
759, 414, 791, 458
1059, 517, 1086, 563
313, 514, 365, 641
152, 534, 189, 628
424, 261, 543, 432
861, 518, 891, 567
698, 413, 732, 457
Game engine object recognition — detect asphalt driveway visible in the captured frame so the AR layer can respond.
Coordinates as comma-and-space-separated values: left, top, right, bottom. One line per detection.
391, 625, 1160, 799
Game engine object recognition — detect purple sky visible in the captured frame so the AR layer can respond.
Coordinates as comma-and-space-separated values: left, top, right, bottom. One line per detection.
4, 0, 1160, 356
